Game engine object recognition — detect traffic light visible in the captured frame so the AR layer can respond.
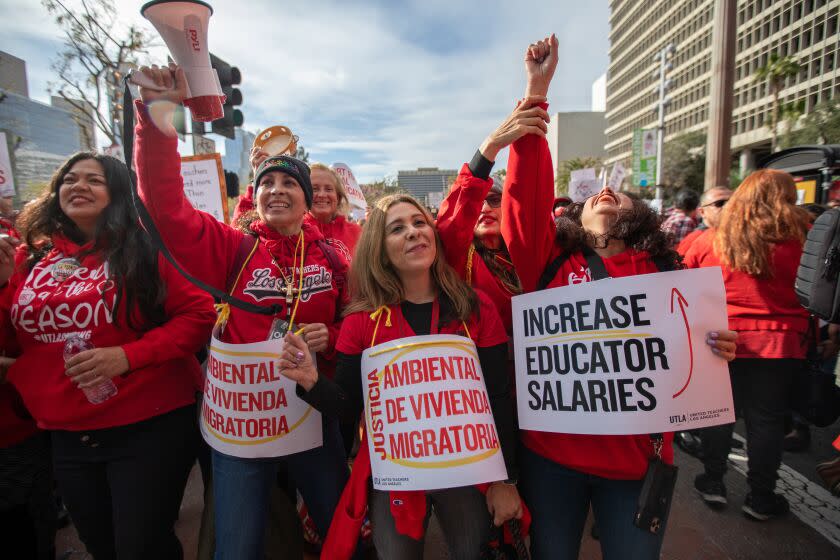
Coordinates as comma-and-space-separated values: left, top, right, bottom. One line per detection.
225, 170, 240, 198
210, 53, 243, 139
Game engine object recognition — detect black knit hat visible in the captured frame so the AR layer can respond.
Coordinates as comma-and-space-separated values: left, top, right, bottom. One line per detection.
254, 155, 313, 208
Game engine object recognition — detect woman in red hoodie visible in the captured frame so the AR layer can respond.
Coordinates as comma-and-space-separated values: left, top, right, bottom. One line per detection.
0, 152, 216, 560
133, 64, 352, 559
501, 36, 737, 560
280, 193, 523, 559
682, 169, 810, 521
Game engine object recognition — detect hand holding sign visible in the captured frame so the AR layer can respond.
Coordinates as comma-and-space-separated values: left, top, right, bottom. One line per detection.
707, 330, 737, 361
279, 332, 318, 391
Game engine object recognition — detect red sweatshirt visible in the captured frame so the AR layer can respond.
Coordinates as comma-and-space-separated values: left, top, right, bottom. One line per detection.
134, 101, 347, 357
322, 292, 516, 558
437, 164, 516, 335
682, 229, 809, 359
0, 235, 215, 431
501, 128, 674, 480
234, 187, 361, 263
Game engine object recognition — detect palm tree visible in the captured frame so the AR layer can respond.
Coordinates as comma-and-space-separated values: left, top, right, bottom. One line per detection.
754, 54, 801, 152
555, 157, 603, 196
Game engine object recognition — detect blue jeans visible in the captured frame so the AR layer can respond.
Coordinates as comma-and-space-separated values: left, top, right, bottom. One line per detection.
520, 446, 666, 560
212, 418, 351, 560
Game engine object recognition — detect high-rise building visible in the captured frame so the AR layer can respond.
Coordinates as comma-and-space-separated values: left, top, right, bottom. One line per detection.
605, 0, 839, 173
546, 112, 607, 180
222, 128, 257, 189
398, 167, 457, 203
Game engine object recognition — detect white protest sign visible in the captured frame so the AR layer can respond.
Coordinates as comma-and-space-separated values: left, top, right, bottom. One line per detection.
568, 168, 600, 203
362, 334, 508, 491
332, 162, 368, 212
201, 335, 323, 458
512, 267, 734, 435
608, 162, 626, 191
180, 154, 229, 223
0, 132, 16, 197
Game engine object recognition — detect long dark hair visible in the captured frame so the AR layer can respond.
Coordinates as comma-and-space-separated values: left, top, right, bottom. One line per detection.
473, 237, 522, 294
555, 193, 682, 268
17, 152, 166, 330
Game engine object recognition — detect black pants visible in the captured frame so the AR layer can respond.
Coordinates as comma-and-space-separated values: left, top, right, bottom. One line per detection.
51, 405, 198, 560
0, 432, 57, 560
700, 358, 800, 495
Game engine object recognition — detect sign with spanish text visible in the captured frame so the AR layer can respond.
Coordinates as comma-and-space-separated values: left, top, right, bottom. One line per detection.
180, 154, 229, 223
362, 334, 508, 491
632, 128, 657, 187
201, 334, 323, 458
332, 162, 368, 212
511, 267, 734, 435
0, 132, 16, 197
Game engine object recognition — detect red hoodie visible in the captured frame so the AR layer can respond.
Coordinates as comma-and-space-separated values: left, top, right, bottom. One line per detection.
322, 292, 527, 558
501, 126, 675, 480
0, 235, 215, 431
682, 229, 809, 359
437, 164, 517, 336
134, 101, 347, 358
234, 186, 361, 264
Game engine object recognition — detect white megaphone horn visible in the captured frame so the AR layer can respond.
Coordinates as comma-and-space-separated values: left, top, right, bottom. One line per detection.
132, 0, 224, 122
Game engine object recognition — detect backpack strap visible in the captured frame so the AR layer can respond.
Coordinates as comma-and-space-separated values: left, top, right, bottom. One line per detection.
537, 253, 572, 290
226, 235, 260, 294
316, 238, 348, 294
539, 247, 676, 290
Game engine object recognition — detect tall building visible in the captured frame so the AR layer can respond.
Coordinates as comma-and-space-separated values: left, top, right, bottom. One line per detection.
398, 167, 457, 203
546, 112, 607, 179
222, 128, 257, 191
605, 0, 840, 173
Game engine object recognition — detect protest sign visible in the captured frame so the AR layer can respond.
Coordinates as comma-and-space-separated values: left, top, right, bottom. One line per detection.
181, 153, 229, 223
333, 162, 368, 212
201, 335, 323, 458
361, 334, 508, 491
632, 128, 658, 187
608, 162, 626, 191
511, 267, 734, 435
0, 132, 16, 197
569, 168, 600, 203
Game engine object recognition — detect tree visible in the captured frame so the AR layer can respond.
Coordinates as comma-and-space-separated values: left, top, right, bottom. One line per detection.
753, 53, 801, 152
661, 131, 706, 191
42, 0, 153, 146
781, 98, 840, 149
294, 144, 310, 163
555, 157, 602, 196
361, 176, 404, 206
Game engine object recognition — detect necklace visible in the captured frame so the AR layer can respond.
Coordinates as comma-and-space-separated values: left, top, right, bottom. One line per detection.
269, 231, 306, 328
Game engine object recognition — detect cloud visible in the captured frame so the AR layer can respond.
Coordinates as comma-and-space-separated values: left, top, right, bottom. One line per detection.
2, 0, 609, 183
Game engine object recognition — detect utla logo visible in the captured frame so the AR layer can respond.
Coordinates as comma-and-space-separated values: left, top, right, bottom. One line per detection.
187, 28, 201, 51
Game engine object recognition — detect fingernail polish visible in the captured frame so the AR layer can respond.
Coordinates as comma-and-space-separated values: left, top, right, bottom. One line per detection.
709, 332, 719, 339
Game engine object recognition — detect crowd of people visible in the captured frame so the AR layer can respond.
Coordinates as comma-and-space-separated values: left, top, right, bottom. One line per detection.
0, 33, 837, 560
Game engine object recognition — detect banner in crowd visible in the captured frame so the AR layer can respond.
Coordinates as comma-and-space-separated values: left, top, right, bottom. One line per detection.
361, 334, 508, 491
201, 335, 323, 458
0, 132, 16, 197
608, 162, 626, 191
632, 128, 657, 187
180, 154, 229, 223
332, 162, 368, 212
568, 168, 600, 203
511, 267, 734, 435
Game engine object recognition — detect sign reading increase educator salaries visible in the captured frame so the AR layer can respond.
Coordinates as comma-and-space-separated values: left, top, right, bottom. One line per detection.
362, 334, 508, 491
511, 268, 734, 435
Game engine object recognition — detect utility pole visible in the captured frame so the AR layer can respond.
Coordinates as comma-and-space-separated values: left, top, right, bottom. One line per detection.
704, 0, 737, 191
653, 43, 676, 203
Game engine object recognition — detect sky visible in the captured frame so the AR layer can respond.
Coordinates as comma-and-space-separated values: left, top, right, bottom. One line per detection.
0, 0, 609, 183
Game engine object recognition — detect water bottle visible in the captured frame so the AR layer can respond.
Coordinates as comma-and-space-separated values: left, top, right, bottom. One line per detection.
63, 336, 117, 404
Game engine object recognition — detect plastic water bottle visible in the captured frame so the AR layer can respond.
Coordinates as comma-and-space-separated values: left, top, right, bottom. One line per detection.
63, 336, 117, 404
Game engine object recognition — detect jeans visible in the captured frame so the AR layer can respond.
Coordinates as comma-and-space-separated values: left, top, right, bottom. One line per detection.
212, 417, 351, 560
701, 358, 799, 494
51, 405, 198, 560
520, 446, 665, 560
368, 485, 491, 560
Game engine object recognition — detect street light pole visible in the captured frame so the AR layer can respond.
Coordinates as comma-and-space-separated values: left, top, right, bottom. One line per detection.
653, 43, 676, 203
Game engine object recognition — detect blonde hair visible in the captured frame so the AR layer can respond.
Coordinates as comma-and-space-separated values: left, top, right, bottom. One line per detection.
309, 162, 350, 216
346, 194, 478, 322
713, 169, 809, 278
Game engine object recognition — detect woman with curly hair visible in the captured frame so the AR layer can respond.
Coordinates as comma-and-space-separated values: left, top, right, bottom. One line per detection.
500, 36, 738, 560
683, 169, 811, 521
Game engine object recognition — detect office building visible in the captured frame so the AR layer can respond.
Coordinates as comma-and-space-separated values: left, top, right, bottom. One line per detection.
398, 167, 457, 203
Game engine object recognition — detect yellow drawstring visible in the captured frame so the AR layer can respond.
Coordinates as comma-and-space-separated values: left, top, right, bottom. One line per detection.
369, 305, 392, 346
287, 231, 305, 331
465, 245, 475, 286
214, 237, 260, 330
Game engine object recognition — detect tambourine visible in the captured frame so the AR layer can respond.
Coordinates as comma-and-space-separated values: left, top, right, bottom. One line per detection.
253, 125, 299, 157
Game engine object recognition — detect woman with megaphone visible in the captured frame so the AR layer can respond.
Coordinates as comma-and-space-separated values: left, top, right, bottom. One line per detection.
132, 63, 354, 559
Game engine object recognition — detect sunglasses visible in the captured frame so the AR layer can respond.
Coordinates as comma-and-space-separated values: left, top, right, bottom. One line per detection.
702, 199, 728, 208
485, 193, 502, 208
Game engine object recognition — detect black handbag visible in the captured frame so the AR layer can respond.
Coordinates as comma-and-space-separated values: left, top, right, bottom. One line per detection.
792, 324, 840, 428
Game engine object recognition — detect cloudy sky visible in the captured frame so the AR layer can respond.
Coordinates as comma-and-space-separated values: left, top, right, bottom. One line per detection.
1, 0, 609, 182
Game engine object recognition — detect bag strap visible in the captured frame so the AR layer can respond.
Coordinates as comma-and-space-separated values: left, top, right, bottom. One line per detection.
315, 238, 347, 294
122, 78, 282, 317
537, 253, 571, 290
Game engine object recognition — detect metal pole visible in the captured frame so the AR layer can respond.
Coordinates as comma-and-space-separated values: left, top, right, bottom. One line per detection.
655, 53, 666, 202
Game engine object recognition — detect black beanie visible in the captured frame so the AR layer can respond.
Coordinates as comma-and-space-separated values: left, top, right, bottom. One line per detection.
254, 155, 313, 208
